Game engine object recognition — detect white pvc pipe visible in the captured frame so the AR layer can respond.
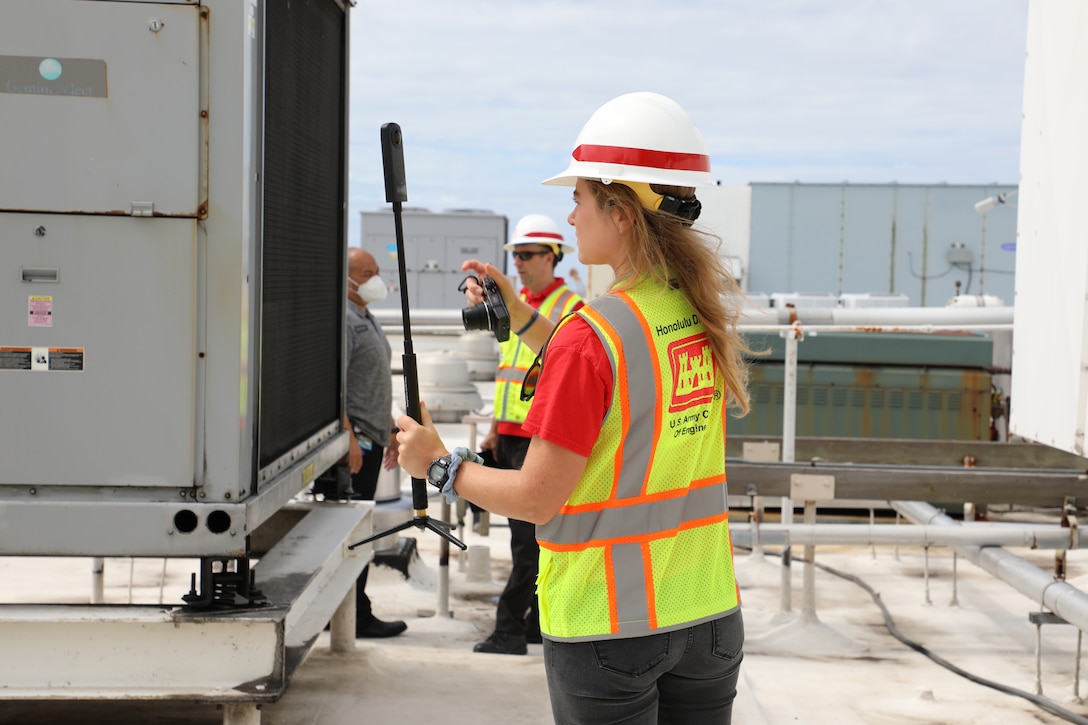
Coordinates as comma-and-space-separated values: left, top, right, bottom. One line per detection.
730, 521, 1081, 549
374, 305, 1015, 332
800, 501, 818, 622
781, 327, 799, 465
779, 326, 799, 614
739, 305, 1014, 328
372, 309, 463, 327
329, 582, 356, 654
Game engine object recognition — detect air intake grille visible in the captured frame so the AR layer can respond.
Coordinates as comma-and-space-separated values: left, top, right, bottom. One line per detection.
259, 0, 346, 469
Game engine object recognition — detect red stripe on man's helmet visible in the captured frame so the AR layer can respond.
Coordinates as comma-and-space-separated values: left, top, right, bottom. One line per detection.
523, 231, 564, 241
571, 144, 710, 173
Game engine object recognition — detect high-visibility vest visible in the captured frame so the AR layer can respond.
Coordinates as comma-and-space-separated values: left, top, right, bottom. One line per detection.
493, 284, 581, 425
536, 281, 738, 641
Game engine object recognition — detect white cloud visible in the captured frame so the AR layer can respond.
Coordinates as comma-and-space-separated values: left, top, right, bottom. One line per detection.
347, 0, 1028, 273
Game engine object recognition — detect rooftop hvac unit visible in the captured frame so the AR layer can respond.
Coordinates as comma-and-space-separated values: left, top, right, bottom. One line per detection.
361, 208, 508, 311
0, 0, 351, 558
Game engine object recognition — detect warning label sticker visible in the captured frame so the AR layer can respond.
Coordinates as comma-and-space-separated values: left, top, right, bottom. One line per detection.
28, 296, 53, 327
0, 346, 84, 371
46, 347, 84, 371
0, 347, 31, 370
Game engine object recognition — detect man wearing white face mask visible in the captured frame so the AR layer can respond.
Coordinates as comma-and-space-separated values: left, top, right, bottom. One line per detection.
342, 246, 406, 638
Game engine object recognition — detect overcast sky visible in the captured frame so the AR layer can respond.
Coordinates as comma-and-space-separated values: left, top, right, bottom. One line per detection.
346, 0, 1029, 278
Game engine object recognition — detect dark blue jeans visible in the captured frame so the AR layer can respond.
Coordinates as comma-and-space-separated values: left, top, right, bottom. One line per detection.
542, 611, 744, 725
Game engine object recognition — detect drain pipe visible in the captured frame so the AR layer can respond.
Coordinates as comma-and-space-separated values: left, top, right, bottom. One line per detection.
892, 501, 1088, 633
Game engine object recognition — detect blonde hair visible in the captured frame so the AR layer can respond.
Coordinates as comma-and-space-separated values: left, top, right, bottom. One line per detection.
587, 180, 753, 415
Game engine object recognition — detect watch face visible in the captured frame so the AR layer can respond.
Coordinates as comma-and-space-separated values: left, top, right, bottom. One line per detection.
427, 456, 452, 487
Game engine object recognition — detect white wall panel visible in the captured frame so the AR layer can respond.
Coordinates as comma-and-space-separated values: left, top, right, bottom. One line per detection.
1010, 0, 1088, 455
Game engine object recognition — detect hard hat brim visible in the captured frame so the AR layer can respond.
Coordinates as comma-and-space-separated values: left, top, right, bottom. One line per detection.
541, 161, 713, 189
503, 240, 575, 254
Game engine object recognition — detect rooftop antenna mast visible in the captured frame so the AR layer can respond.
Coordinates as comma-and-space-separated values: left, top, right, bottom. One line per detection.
349, 123, 466, 552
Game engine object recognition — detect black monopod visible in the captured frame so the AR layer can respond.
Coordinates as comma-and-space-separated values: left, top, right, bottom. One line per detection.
348, 123, 466, 552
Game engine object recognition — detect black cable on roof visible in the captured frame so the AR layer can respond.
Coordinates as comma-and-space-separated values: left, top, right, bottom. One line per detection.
738, 546, 1088, 725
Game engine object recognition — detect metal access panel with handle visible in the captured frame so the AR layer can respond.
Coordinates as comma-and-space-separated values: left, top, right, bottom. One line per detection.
0, 0, 203, 217
0, 0, 351, 557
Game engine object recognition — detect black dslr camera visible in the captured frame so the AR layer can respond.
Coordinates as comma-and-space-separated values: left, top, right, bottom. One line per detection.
460, 275, 510, 342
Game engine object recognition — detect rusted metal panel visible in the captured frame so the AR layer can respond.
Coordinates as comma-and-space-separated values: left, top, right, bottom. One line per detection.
735, 330, 995, 441
738, 362, 992, 440
727, 435, 1088, 470
726, 459, 1088, 507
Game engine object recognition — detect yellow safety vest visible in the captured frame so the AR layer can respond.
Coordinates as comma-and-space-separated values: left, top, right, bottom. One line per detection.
493, 284, 581, 425
536, 281, 738, 641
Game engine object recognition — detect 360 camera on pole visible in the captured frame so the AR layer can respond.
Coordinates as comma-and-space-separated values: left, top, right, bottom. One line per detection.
348, 123, 466, 552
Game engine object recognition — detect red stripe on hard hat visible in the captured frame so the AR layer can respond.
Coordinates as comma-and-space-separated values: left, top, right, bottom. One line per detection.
523, 231, 564, 241
572, 144, 710, 172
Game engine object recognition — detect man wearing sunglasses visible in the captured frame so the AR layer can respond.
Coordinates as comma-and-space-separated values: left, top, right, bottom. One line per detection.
473, 213, 584, 656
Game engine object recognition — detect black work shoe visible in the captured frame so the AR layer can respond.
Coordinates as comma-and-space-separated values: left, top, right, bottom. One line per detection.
356, 616, 407, 639
473, 632, 527, 655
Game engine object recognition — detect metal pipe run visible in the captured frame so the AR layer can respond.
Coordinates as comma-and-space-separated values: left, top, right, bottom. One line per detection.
373, 304, 1015, 331
893, 501, 1088, 634
739, 305, 1013, 328
730, 521, 1082, 549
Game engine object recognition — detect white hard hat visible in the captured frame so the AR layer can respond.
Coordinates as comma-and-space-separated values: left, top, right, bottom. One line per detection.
542, 92, 713, 189
504, 213, 574, 254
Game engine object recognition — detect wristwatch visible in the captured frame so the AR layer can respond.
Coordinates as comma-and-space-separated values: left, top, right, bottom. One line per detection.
426, 455, 454, 490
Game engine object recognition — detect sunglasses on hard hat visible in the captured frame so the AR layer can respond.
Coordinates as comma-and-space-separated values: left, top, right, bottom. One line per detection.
512, 250, 551, 262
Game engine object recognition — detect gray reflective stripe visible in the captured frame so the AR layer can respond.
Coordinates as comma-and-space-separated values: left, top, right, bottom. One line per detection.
537, 481, 728, 545
496, 284, 577, 426
495, 361, 530, 422
496, 298, 535, 420
494, 367, 527, 383
612, 543, 651, 636
582, 295, 656, 500
549, 289, 576, 318
496, 284, 574, 391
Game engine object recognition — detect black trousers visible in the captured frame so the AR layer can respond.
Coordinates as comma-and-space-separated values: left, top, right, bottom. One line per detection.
351, 442, 384, 622
493, 435, 540, 637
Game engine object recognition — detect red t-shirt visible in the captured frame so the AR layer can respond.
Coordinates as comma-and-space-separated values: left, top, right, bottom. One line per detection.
496, 279, 584, 439
521, 313, 613, 457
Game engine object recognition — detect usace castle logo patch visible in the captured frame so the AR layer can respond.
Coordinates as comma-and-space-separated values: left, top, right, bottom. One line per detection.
668, 333, 715, 413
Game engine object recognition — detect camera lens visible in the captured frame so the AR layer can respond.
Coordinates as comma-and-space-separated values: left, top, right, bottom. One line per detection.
462, 302, 493, 332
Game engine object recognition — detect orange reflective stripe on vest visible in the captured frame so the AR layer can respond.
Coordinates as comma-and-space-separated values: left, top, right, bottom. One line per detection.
536, 280, 738, 642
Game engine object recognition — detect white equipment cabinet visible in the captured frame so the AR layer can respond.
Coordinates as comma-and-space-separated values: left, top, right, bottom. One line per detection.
0, 0, 371, 717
